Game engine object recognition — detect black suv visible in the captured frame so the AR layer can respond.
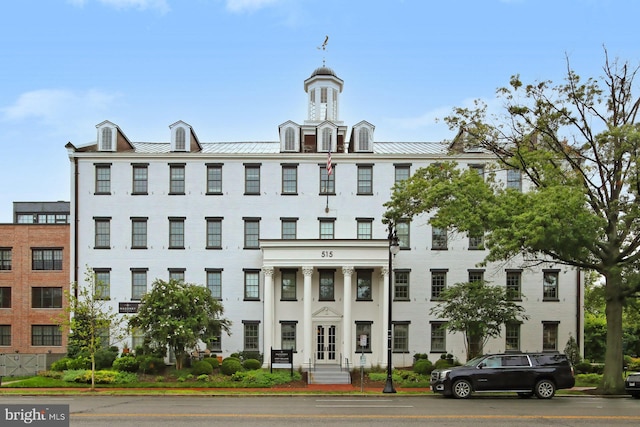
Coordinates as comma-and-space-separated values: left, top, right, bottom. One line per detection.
430, 352, 575, 399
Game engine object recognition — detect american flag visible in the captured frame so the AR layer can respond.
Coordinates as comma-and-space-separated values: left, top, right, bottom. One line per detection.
327, 150, 332, 176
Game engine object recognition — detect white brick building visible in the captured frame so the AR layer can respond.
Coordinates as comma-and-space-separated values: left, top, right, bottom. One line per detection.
66, 66, 584, 369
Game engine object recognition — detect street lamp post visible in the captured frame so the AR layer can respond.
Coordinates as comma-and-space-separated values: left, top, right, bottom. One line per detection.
383, 225, 400, 393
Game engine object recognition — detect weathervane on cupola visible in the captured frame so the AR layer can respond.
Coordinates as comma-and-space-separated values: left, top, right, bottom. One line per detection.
317, 35, 329, 66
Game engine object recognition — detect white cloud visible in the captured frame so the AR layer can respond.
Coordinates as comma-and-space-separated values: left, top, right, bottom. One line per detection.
67, 0, 170, 13
226, 0, 280, 13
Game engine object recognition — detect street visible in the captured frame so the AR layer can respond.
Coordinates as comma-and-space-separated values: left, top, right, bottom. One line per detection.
1, 395, 639, 426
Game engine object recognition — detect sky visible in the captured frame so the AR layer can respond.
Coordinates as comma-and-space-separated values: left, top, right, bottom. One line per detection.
1, 0, 639, 222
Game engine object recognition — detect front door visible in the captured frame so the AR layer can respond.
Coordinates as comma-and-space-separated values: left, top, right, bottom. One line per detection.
315, 324, 337, 363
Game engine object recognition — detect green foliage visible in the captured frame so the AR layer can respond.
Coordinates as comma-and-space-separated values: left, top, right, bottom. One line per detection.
61, 370, 137, 384
129, 279, 231, 370
229, 369, 302, 386
112, 355, 139, 372
574, 362, 593, 374
430, 281, 528, 360
413, 359, 433, 375
66, 356, 91, 370
50, 357, 71, 372
220, 358, 243, 376
94, 347, 119, 370
202, 357, 219, 369
191, 360, 214, 376
584, 312, 607, 362
242, 359, 262, 370
564, 335, 582, 365
575, 373, 603, 386
627, 357, 640, 371
137, 356, 166, 374
434, 359, 452, 369
413, 353, 429, 362
197, 374, 210, 382
236, 351, 263, 363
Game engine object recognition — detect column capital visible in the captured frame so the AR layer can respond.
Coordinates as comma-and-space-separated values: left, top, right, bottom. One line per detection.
381, 266, 389, 277
342, 266, 354, 277
302, 266, 314, 277
262, 266, 275, 277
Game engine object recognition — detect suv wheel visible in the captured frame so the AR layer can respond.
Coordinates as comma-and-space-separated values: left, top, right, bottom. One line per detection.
452, 379, 472, 399
534, 379, 556, 399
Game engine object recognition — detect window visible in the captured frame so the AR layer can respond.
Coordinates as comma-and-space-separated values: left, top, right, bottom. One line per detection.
32, 249, 63, 270
208, 331, 222, 352
468, 270, 484, 283
0, 249, 11, 270
94, 218, 111, 249
281, 270, 297, 301
431, 270, 447, 300
131, 269, 147, 300
281, 165, 298, 194
470, 164, 485, 178
281, 321, 297, 351
0, 287, 11, 308
206, 270, 222, 300
358, 128, 370, 151
32, 325, 62, 346
431, 322, 447, 352
206, 164, 223, 194
32, 287, 62, 308
355, 322, 372, 352
169, 269, 185, 282
244, 270, 260, 300
284, 128, 295, 151
505, 322, 521, 351
357, 165, 373, 195
95, 164, 111, 194
320, 165, 335, 194
319, 270, 334, 301
393, 323, 409, 352
0, 325, 10, 346
101, 127, 113, 151
468, 232, 484, 250
394, 165, 410, 184
543, 271, 559, 300
507, 169, 522, 191
243, 218, 260, 249
542, 322, 559, 351
244, 164, 261, 195
206, 218, 222, 249
175, 127, 186, 150
432, 227, 448, 250
506, 271, 522, 300
131, 328, 145, 351
281, 218, 297, 240
131, 218, 147, 249
243, 321, 260, 351
94, 269, 110, 300
321, 128, 332, 152
169, 218, 185, 249
394, 270, 410, 300
356, 270, 372, 300
169, 164, 185, 194
396, 220, 410, 249
319, 219, 334, 239
132, 164, 148, 194
356, 219, 372, 239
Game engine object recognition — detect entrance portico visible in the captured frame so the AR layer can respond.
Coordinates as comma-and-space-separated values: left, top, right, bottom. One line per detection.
260, 239, 392, 370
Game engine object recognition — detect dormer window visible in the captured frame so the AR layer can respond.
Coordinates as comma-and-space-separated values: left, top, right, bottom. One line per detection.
96, 121, 118, 152
175, 128, 186, 151
278, 122, 300, 152
352, 121, 375, 153
285, 128, 295, 151
101, 128, 113, 151
321, 128, 332, 151
358, 128, 370, 151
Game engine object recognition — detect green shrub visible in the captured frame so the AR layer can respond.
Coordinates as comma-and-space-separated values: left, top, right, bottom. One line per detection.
243, 359, 262, 370
112, 355, 139, 372
66, 356, 91, 370
591, 364, 604, 374
627, 357, 640, 371
50, 357, 71, 372
197, 374, 210, 382
221, 358, 243, 375
413, 353, 429, 362
95, 348, 119, 370
413, 359, 433, 375
203, 357, 219, 369
138, 356, 166, 374
574, 361, 592, 374
191, 360, 213, 376
434, 359, 451, 369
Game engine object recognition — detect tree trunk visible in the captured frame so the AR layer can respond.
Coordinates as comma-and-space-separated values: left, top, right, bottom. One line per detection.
91, 354, 96, 391
601, 270, 625, 394
466, 333, 484, 360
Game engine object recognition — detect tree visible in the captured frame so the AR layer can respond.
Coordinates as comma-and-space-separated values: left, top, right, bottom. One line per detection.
430, 280, 528, 360
59, 268, 126, 391
129, 279, 231, 370
384, 50, 640, 393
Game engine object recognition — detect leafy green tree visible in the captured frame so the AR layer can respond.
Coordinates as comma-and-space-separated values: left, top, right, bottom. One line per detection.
59, 268, 126, 391
385, 51, 640, 393
129, 279, 231, 370
430, 281, 528, 360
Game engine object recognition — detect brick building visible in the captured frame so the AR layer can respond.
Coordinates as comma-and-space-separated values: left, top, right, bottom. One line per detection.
0, 202, 70, 360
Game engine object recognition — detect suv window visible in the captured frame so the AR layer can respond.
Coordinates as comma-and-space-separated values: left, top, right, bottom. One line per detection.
531, 353, 568, 366
503, 355, 530, 366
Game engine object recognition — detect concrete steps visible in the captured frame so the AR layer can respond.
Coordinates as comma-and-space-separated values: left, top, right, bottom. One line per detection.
307, 364, 352, 385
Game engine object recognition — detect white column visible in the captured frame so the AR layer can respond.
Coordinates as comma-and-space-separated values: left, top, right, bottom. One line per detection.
262, 266, 274, 368
381, 266, 390, 368
342, 266, 354, 368
303, 266, 314, 369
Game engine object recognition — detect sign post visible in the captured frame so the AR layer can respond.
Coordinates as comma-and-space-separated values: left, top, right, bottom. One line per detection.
270, 348, 293, 377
